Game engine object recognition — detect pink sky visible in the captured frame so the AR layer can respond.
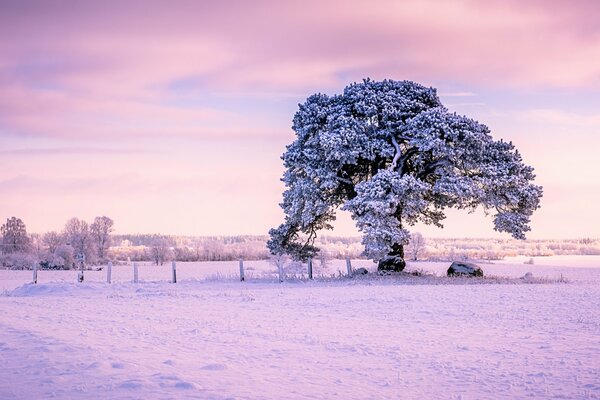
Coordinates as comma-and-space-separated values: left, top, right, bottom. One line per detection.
1, 0, 599, 238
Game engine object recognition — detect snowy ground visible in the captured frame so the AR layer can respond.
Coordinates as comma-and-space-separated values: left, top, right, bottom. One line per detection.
1, 257, 600, 399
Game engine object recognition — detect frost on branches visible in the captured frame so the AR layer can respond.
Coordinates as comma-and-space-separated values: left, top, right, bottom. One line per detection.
267, 79, 542, 271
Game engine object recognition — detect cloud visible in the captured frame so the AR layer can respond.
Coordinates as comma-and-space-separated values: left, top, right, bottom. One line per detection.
519, 109, 600, 129
0, 147, 154, 156
440, 92, 478, 97
1, 0, 599, 141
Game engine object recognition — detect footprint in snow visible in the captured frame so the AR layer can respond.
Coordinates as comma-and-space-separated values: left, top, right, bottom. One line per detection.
86, 361, 101, 370
154, 374, 197, 390
111, 362, 125, 369
200, 363, 227, 371
174, 381, 195, 390
119, 379, 144, 389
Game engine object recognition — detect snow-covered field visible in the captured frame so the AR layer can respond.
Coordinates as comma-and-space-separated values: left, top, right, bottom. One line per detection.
1, 257, 600, 399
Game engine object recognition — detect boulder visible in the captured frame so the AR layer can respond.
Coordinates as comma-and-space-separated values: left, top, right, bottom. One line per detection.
352, 267, 369, 276
522, 272, 533, 280
377, 255, 406, 272
447, 261, 483, 277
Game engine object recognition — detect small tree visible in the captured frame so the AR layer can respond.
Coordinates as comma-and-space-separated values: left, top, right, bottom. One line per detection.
90, 216, 114, 262
1, 217, 30, 254
318, 247, 331, 270
406, 232, 426, 261
268, 79, 542, 271
269, 253, 289, 280
150, 238, 171, 266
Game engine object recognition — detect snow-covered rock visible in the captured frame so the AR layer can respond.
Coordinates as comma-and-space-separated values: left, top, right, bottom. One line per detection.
352, 267, 369, 276
377, 255, 406, 272
447, 261, 483, 277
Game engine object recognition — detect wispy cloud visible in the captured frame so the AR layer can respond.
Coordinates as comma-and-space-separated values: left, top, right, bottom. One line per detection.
0, 147, 155, 156
440, 92, 478, 97
1, 0, 599, 141
519, 109, 600, 128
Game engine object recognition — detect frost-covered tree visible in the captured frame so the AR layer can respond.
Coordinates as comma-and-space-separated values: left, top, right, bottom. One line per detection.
268, 79, 542, 271
150, 238, 171, 266
42, 231, 62, 254
63, 218, 96, 265
90, 216, 114, 262
406, 232, 426, 261
1, 217, 30, 254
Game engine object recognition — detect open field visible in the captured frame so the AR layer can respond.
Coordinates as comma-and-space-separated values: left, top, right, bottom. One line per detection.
1, 256, 600, 399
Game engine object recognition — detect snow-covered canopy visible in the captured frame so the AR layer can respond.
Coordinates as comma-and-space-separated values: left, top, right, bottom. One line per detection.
268, 79, 542, 261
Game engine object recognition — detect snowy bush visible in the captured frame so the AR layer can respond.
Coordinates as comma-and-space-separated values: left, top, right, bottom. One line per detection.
0, 252, 38, 270
54, 245, 75, 269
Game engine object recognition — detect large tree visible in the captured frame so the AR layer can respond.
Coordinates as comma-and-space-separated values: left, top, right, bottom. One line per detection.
268, 79, 542, 271
1, 217, 30, 254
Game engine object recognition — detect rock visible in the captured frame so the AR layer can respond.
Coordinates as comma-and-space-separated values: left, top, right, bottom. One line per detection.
352, 267, 369, 276
377, 255, 406, 272
447, 261, 483, 277
522, 272, 533, 280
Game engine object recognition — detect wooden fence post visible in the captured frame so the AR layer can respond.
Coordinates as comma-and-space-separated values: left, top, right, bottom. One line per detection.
133, 262, 139, 283
239, 258, 245, 282
107, 261, 112, 284
171, 261, 177, 283
346, 258, 352, 276
32, 264, 38, 284
308, 257, 313, 280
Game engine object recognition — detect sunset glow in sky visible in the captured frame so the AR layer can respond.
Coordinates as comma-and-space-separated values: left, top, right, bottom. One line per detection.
1, 0, 599, 238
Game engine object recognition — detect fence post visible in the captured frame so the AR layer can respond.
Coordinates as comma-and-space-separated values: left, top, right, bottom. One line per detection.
32, 264, 38, 284
76, 253, 85, 283
308, 257, 313, 280
239, 258, 245, 282
107, 261, 112, 284
133, 262, 139, 283
346, 258, 352, 276
77, 262, 84, 283
171, 261, 177, 283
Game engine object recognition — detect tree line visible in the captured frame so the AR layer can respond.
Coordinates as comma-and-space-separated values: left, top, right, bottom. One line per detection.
1, 216, 114, 269
2, 215, 599, 270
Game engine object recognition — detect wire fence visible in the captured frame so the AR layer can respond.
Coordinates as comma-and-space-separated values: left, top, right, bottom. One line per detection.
1, 258, 364, 290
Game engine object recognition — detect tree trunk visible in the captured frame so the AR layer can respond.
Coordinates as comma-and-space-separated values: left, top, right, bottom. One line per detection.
378, 211, 407, 272
377, 243, 406, 272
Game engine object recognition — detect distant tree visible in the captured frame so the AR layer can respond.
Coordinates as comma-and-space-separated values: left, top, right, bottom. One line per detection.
406, 232, 426, 261
269, 252, 289, 269
63, 218, 96, 265
269, 253, 289, 280
2, 252, 37, 270
318, 247, 331, 270
151, 238, 171, 265
268, 79, 542, 272
54, 245, 75, 269
90, 216, 114, 262
1, 217, 30, 254
42, 231, 62, 253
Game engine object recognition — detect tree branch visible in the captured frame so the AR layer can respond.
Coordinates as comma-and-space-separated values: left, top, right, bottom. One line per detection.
335, 176, 353, 185
398, 148, 418, 175
389, 134, 401, 170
